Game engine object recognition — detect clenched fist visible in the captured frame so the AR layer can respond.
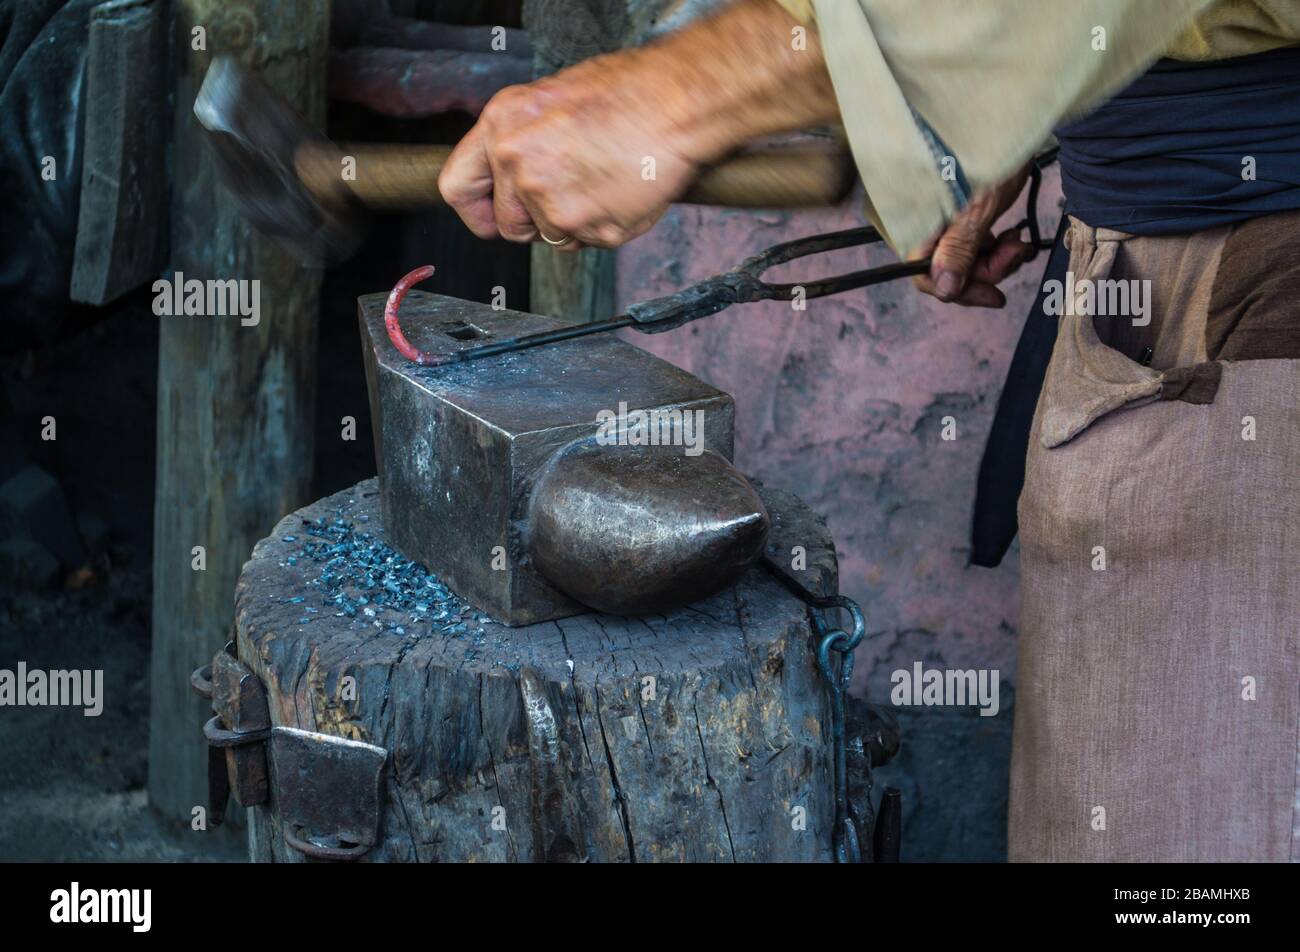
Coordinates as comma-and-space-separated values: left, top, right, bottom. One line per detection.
438, 0, 838, 251
438, 51, 701, 251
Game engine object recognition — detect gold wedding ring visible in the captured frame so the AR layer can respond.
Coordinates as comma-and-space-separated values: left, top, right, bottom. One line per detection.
540, 231, 573, 247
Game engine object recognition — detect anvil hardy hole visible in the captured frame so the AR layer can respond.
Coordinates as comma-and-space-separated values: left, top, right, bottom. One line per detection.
441, 321, 491, 341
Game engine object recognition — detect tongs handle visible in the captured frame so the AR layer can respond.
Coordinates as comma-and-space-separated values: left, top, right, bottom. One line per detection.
626, 147, 1059, 335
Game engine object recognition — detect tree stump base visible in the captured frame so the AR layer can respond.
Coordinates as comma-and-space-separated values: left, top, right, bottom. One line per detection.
237, 478, 846, 862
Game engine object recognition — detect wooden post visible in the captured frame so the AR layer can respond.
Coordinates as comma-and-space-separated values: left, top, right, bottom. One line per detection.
149, 0, 327, 822
523, 0, 622, 321
529, 245, 615, 321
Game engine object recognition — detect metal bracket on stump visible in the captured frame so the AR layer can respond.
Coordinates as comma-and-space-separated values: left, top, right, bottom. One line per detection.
271, 727, 388, 861
191, 648, 388, 861
190, 644, 270, 824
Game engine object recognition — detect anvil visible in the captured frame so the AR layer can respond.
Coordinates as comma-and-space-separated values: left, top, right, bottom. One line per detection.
359, 292, 770, 626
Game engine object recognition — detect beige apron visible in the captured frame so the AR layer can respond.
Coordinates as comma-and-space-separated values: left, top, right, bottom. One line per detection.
1009, 216, 1300, 862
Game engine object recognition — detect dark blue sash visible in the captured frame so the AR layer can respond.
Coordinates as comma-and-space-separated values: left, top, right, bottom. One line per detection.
1055, 47, 1300, 235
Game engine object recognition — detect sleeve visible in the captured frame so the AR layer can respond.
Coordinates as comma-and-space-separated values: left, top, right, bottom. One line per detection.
772, 0, 814, 21
779, 0, 1215, 253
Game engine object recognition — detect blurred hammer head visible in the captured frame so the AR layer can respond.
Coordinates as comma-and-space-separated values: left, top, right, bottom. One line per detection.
193, 56, 365, 264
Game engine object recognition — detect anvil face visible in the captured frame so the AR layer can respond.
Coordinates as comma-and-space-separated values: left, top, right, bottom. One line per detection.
358, 291, 736, 626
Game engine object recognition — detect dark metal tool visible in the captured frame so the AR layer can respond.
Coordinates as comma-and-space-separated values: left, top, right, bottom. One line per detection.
386, 150, 1061, 367
191, 644, 390, 861
190, 641, 270, 827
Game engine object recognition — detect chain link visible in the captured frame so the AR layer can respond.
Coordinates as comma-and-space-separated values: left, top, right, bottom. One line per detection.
806, 594, 867, 863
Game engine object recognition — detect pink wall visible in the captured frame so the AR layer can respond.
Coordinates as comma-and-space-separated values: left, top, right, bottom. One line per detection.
617, 172, 1064, 700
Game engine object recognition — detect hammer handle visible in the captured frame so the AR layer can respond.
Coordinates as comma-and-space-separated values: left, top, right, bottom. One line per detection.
687, 147, 855, 207
296, 142, 855, 211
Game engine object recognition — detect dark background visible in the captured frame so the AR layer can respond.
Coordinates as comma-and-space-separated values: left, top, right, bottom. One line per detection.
0, 0, 527, 862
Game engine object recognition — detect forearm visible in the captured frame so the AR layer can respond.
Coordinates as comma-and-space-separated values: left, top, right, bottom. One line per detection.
622, 0, 840, 163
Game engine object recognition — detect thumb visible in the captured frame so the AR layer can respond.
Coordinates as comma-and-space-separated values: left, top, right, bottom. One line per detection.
929, 212, 987, 302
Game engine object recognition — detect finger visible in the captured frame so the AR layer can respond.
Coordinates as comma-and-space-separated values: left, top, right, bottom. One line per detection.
527, 194, 638, 251
911, 271, 941, 296
438, 125, 499, 240
954, 281, 1007, 308
573, 222, 635, 250
969, 230, 1033, 285
537, 230, 586, 253
929, 220, 990, 302
490, 166, 539, 243
914, 234, 998, 298
912, 275, 1007, 309
517, 190, 581, 251
571, 213, 660, 251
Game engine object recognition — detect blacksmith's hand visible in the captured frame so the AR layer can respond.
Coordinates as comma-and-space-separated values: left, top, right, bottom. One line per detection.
910, 168, 1033, 308
438, 0, 839, 251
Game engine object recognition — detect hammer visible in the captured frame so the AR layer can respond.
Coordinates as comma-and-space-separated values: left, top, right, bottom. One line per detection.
194, 56, 856, 263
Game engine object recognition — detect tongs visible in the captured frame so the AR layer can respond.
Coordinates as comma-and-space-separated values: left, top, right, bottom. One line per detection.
386, 149, 1059, 367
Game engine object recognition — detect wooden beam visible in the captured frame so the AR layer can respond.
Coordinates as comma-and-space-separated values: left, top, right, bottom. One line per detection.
70, 0, 169, 305
149, 0, 327, 823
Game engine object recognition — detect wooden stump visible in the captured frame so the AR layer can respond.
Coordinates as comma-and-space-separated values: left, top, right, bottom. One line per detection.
237, 479, 849, 862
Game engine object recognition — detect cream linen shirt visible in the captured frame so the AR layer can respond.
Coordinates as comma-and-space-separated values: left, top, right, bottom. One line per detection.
774, 1, 1232, 252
